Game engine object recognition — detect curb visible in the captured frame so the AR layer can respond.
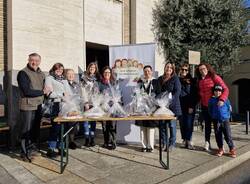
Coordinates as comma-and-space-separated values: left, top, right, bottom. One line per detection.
165, 144, 250, 184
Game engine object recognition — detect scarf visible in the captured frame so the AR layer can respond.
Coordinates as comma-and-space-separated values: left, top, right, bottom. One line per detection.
50, 72, 65, 81
101, 78, 110, 85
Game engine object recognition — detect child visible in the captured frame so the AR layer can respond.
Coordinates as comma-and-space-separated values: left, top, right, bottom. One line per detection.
208, 84, 236, 158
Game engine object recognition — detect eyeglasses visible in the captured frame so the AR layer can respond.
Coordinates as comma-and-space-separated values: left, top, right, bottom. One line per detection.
181, 68, 188, 72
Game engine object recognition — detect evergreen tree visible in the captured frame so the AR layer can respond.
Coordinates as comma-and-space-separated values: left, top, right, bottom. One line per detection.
152, 0, 249, 75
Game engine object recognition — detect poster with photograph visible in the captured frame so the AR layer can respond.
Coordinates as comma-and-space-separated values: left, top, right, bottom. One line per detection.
109, 43, 155, 144
112, 58, 144, 81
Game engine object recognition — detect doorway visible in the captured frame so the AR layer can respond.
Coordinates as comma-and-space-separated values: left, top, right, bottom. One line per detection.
233, 78, 250, 113
86, 42, 109, 72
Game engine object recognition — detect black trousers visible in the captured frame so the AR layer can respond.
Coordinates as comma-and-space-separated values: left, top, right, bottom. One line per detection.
20, 104, 42, 144
213, 120, 235, 150
102, 121, 116, 145
201, 106, 212, 143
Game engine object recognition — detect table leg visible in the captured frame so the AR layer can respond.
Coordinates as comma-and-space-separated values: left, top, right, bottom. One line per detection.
60, 122, 76, 174
66, 132, 69, 164
166, 121, 169, 169
60, 123, 64, 174
158, 120, 170, 169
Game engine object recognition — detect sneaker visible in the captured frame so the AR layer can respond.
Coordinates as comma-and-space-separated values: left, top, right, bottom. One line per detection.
165, 145, 175, 152
84, 138, 90, 147
146, 148, 154, 153
69, 142, 77, 150
20, 152, 33, 162
204, 141, 211, 151
102, 143, 108, 149
90, 138, 95, 147
46, 149, 57, 158
187, 141, 194, 150
111, 143, 116, 150
141, 148, 147, 152
107, 143, 116, 150
229, 148, 236, 158
216, 148, 224, 157
181, 140, 187, 148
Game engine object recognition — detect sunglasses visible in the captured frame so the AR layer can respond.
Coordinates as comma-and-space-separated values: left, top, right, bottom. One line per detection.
181, 68, 188, 72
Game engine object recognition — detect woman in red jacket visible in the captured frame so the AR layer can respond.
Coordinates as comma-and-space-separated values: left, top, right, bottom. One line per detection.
195, 63, 229, 151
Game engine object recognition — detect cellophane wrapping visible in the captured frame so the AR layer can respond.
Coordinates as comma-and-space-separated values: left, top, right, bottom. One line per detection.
59, 95, 82, 118
107, 85, 127, 118
83, 93, 106, 118
125, 87, 156, 116
153, 92, 174, 116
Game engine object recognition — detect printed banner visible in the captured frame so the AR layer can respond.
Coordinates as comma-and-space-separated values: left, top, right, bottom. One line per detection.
109, 43, 155, 144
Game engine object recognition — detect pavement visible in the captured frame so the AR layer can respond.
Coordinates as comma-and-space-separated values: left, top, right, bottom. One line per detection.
0, 122, 250, 184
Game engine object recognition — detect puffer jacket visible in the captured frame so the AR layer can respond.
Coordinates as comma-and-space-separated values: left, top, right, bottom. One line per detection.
198, 74, 229, 107
208, 96, 231, 122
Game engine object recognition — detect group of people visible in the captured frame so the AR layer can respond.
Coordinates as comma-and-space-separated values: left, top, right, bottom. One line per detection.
17, 52, 236, 162
136, 61, 236, 158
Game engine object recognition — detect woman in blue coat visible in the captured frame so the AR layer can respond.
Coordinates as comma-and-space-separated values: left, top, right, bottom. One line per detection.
152, 62, 182, 151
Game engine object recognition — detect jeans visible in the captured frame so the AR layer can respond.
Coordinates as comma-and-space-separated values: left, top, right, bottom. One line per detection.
48, 122, 61, 149
48, 102, 61, 149
83, 121, 96, 138
159, 120, 176, 147
213, 120, 234, 150
201, 106, 212, 143
179, 113, 195, 141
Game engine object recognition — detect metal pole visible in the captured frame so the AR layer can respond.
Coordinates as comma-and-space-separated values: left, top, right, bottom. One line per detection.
192, 64, 195, 78
246, 111, 249, 135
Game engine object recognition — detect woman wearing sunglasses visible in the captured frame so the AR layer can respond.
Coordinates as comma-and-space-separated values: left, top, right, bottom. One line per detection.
179, 64, 198, 149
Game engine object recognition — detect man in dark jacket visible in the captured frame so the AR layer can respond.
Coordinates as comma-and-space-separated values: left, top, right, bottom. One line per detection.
17, 53, 49, 161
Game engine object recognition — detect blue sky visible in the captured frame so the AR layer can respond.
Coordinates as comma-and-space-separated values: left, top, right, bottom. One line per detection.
243, 0, 250, 8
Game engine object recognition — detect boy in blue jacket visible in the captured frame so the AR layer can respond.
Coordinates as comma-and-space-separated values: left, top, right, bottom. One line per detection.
208, 84, 236, 158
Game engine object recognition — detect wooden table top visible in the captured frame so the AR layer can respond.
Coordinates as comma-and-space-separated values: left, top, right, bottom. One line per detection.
54, 115, 176, 123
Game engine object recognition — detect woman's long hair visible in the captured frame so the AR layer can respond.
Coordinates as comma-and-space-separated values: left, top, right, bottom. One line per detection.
101, 66, 115, 83
164, 61, 176, 77
195, 63, 216, 79
86, 62, 100, 79
49, 63, 64, 76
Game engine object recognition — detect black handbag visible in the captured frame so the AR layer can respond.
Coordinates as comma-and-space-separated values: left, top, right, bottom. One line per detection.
42, 98, 60, 118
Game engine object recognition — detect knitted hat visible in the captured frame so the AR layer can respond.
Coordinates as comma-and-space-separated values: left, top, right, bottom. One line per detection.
213, 84, 223, 92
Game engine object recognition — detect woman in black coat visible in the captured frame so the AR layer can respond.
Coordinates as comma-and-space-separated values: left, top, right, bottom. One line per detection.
152, 62, 182, 151
135, 65, 158, 152
179, 63, 198, 149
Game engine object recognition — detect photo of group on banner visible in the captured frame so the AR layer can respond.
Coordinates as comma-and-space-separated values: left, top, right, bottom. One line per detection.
112, 58, 144, 81
17, 52, 236, 161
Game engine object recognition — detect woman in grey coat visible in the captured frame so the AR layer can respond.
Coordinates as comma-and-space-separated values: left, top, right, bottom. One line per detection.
44, 63, 72, 158
80, 62, 100, 147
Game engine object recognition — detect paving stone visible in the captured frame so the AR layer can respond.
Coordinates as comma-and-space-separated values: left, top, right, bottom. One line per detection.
0, 124, 249, 184
0, 153, 43, 184
0, 166, 18, 184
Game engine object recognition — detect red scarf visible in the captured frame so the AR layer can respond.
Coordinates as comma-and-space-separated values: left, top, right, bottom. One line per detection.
101, 78, 110, 85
